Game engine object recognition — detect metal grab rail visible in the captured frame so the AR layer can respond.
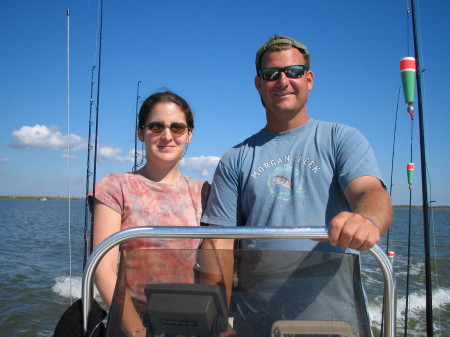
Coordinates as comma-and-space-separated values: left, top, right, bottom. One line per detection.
82, 226, 396, 336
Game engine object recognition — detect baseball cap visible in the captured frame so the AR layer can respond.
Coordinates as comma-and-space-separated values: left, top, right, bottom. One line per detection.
255, 35, 309, 70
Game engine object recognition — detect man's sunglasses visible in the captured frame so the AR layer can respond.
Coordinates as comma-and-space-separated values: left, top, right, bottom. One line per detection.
142, 122, 189, 136
259, 65, 309, 81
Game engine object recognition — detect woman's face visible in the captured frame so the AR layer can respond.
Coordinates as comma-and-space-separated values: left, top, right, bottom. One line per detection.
139, 102, 192, 167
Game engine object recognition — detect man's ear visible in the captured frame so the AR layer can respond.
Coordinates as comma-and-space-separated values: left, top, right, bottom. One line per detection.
255, 75, 262, 94
254, 75, 266, 107
307, 70, 314, 91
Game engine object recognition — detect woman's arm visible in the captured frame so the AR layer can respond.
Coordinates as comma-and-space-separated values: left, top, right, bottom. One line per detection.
92, 200, 146, 336
92, 200, 121, 308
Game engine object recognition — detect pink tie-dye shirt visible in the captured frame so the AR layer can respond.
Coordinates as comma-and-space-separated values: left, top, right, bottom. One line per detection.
89, 173, 210, 303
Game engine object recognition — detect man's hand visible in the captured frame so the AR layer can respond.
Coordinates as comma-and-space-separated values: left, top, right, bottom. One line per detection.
328, 175, 393, 252
328, 211, 381, 252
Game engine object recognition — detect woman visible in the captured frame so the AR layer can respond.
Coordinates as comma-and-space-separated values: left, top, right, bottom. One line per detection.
89, 91, 210, 337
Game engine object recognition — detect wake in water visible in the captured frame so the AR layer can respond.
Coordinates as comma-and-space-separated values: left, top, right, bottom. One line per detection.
52, 276, 100, 300
52, 275, 450, 336
368, 287, 450, 335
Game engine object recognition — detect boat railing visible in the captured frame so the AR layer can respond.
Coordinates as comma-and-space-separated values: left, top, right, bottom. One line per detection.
81, 226, 396, 336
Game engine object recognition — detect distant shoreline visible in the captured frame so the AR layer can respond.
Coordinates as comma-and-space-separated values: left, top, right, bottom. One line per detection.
1, 195, 448, 208
0, 195, 85, 201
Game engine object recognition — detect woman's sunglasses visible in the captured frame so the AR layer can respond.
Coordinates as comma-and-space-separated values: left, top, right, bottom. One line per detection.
259, 65, 309, 81
142, 122, 189, 137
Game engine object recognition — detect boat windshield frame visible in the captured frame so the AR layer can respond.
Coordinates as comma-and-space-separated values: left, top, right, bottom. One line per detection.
81, 226, 396, 337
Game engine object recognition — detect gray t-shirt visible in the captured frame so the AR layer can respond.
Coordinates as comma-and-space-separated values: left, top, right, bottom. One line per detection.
202, 118, 383, 252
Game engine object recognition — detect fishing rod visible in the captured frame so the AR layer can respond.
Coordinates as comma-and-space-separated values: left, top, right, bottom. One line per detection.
410, 0, 433, 335
83, 65, 96, 269
399, 1, 433, 335
66, 7, 73, 304
133, 81, 142, 172
90, 0, 104, 254
384, 2, 432, 335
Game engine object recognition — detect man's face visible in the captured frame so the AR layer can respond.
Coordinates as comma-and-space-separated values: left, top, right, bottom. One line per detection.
255, 48, 314, 124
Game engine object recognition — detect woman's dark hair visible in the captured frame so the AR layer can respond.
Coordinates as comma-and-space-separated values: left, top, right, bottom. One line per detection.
138, 91, 194, 130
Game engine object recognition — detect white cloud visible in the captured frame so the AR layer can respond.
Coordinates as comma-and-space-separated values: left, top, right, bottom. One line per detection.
7, 124, 145, 165
6, 126, 222, 175
180, 156, 220, 176
180, 156, 220, 170
8, 124, 87, 151
201, 168, 210, 177
0, 158, 11, 163
126, 149, 146, 169
97, 146, 127, 163
96, 146, 146, 164
127, 148, 145, 163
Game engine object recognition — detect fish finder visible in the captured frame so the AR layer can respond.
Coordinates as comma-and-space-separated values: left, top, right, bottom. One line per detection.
144, 283, 228, 337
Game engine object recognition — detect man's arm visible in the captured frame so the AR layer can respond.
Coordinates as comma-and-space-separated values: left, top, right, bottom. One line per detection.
328, 176, 393, 252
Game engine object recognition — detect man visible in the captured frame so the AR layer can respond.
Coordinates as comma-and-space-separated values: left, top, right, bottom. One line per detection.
202, 35, 392, 336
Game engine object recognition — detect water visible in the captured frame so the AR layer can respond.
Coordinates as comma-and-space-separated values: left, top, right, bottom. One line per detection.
362, 207, 450, 336
0, 199, 448, 336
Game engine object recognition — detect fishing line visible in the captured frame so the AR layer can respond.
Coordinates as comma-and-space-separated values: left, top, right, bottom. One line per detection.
407, 57, 442, 332
66, 8, 73, 304
380, 86, 401, 337
386, 86, 401, 251
383, 6, 414, 335
90, 0, 101, 71
406, 3, 411, 56
428, 198, 441, 328
404, 113, 415, 337
422, 113, 441, 330
405, 79, 442, 334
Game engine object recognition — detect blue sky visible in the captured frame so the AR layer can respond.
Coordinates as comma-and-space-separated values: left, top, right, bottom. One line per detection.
1, 0, 449, 206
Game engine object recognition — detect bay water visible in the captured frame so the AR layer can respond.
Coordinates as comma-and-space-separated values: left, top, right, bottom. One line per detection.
0, 199, 448, 336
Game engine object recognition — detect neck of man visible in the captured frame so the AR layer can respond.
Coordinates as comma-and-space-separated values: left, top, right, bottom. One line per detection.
264, 109, 310, 133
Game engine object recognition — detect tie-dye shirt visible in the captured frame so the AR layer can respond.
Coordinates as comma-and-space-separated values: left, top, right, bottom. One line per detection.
89, 172, 210, 303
